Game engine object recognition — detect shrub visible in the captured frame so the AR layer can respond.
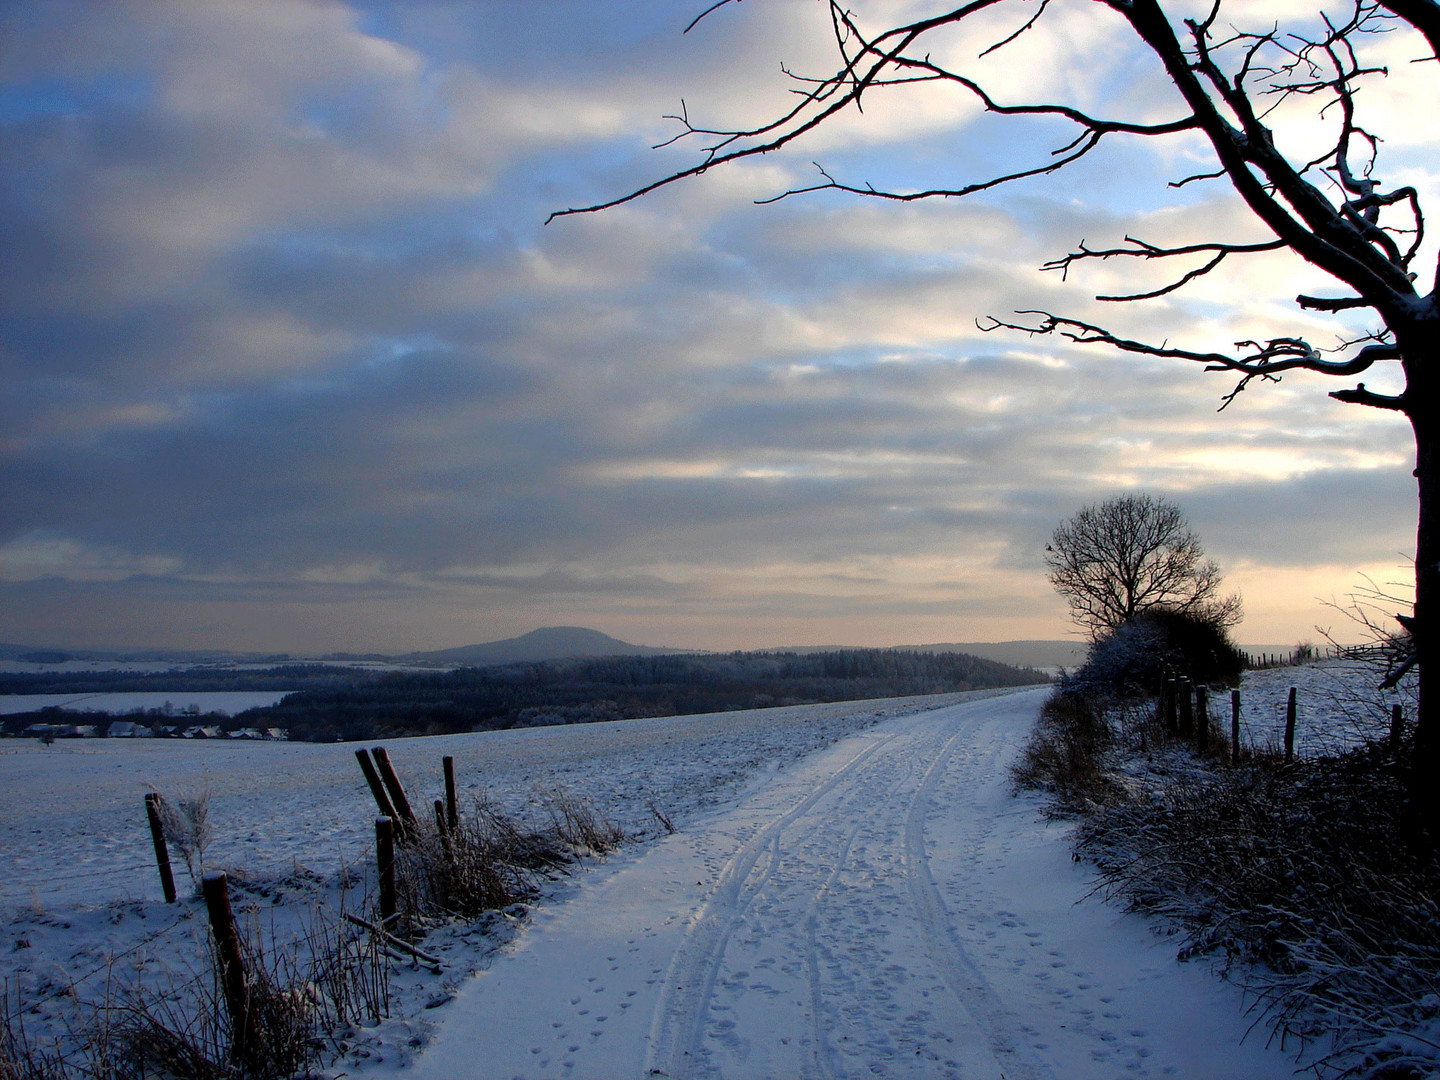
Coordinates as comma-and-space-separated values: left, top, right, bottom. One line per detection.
1076, 743, 1440, 1076
1063, 607, 1245, 700
1012, 692, 1126, 813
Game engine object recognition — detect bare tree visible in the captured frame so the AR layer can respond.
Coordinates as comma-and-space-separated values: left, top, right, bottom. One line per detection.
552, 0, 1440, 829
1047, 494, 1241, 638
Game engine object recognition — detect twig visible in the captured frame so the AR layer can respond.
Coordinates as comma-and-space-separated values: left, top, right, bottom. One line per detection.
343, 914, 443, 968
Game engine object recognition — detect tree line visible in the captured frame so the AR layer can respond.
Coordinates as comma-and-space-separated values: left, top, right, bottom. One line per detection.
0, 664, 381, 696
240, 649, 1043, 742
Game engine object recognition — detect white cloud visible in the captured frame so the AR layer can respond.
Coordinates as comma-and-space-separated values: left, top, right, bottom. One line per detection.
0, 535, 182, 583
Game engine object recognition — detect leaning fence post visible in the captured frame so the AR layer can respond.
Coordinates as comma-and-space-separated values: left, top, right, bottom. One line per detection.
356, 748, 399, 823
371, 747, 418, 838
144, 793, 177, 903
1231, 689, 1242, 766
1390, 703, 1405, 749
1284, 686, 1298, 763
202, 871, 252, 1063
443, 756, 458, 831
376, 816, 397, 924
1194, 686, 1210, 752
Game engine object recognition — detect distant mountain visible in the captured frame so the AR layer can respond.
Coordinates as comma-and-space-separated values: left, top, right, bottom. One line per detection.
407, 626, 690, 667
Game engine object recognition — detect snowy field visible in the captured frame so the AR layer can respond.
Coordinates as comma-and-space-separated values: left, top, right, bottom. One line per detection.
1231, 657, 1406, 757
0, 690, 295, 717
0, 692, 985, 915
0, 676, 1368, 1077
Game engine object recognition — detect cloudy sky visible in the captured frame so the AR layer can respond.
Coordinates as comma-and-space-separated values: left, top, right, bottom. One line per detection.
0, 0, 1428, 654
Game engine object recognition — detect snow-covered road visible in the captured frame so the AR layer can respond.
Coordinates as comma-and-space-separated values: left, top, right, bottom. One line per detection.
414, 688, 1304, 1079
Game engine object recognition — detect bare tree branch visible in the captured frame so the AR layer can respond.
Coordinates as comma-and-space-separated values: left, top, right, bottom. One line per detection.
1297, 293, 1374, 311
981, 309, 1402, 409
684, 0, 739, 36
1039, 236, 1287, 300
1330, 382, 1408, 410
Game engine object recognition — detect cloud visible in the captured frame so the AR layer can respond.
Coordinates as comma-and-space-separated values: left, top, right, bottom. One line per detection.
0, 533, 182, 583
0, 0, 1423, 652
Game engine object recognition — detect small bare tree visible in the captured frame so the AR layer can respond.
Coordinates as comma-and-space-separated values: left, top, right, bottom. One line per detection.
1047, 494, 1241, 638
552, 0, 1440, 828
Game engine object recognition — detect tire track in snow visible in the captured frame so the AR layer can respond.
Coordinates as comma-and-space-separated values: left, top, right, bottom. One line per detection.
643, 728, 903, 1079
904, 709, 1056, 1080
409, 687, 1304, 1080
648, 696, 1054, 1080
802, 750, 915, 1080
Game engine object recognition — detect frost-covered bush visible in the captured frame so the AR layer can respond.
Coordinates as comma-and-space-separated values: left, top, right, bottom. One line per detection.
153, 780, 214, 888
1011, 691, 1128, 812
1063, 608, 1245, 700
1077, 742, 1440, 1078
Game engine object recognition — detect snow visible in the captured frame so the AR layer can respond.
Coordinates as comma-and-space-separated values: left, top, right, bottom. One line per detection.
0, 692, 980, 914
0, 685, 1316, 1078
412, 688, 1301, 1080
1236, 657, 1407, 757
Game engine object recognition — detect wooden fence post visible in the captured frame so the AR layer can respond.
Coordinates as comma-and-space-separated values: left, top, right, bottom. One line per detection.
1284, 687, 1298, 763
1195, 686, 1210, 752
355, 749, 399, 823
202, 872, 253, 1063
371, 747, 418, 838
1390, 703, 1405, 749
376, 816, 396, 924
1231, 689, 1241, 767
434, 799, 454, 860
443, 756, 458, 832
144, 793, 177, 904
1178, 678, 1194, 738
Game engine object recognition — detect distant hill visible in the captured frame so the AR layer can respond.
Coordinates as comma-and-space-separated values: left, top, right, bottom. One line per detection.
907, 640, 1089, 671
407, 626, 689, 667
0, 642, 280, 667
761, 640, 1088, 672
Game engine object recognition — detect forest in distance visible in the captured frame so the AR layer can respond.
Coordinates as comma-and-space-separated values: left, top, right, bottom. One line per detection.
0, 648, 1045, 742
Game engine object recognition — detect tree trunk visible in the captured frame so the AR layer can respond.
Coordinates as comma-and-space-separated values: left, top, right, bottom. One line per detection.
1409, 354, 1438, 837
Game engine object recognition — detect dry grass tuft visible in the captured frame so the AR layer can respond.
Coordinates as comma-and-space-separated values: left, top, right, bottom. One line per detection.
397, 797, 565, 924
152, 781, 214, 890
540, 786, 627, 854
1077, 739, 1440, 1076
2, 900, 389, 1080
393, 788, 626, 928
